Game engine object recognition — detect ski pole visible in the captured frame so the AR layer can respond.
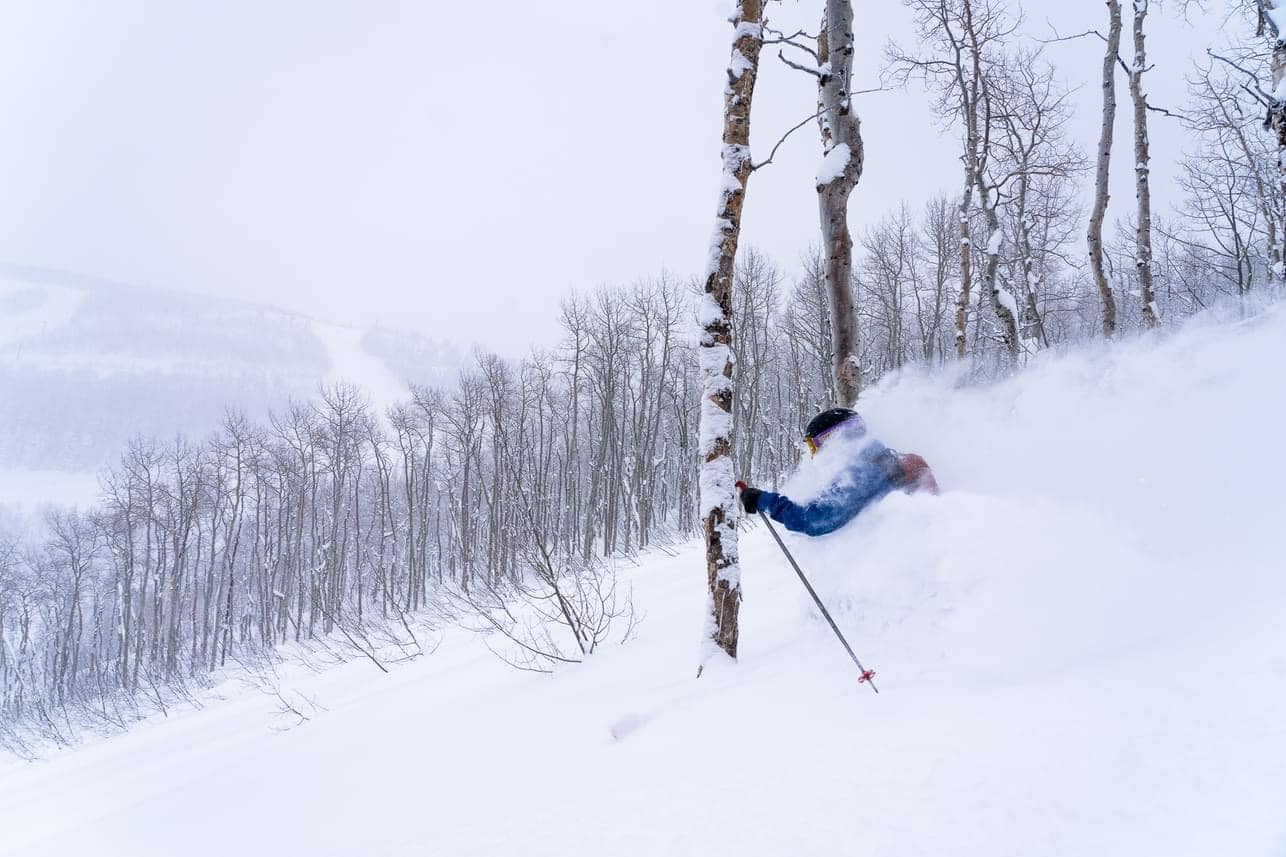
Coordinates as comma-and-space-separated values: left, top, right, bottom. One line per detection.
755, 508, 879, 694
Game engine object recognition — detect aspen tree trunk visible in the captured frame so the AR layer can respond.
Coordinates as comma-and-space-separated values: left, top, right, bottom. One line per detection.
954, 172, 975, 358
953, 0, 982, 359
1262, 1, 1286, 283
1088, 0, 1122, 338
699, 0, 762, 664
1129, 0, 1159, 327
967, 13, 1018, 363
1015, 171, 1050, 347
817, 0, 864, 406
976, 185, 1019, 359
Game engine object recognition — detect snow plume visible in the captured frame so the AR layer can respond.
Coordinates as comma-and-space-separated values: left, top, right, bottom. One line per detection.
779, 429, 872, 504
812, 303, 1286, 648
773, 299, 1286, 730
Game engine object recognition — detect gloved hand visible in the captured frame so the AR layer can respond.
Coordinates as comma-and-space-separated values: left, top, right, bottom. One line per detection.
735, 481, 764, 515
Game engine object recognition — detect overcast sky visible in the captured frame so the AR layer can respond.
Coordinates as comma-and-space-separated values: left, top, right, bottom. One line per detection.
0, 1, 1231, 355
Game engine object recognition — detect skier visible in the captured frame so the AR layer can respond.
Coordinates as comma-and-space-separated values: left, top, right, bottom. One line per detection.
737, 407, 938, 537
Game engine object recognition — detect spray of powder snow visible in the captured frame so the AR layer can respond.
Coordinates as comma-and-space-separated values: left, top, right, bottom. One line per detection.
759, 302, 1286, 689
776, 428, 879, 504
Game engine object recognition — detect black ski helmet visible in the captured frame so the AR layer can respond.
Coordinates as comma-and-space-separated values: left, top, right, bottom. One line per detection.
805, 407, 865, 442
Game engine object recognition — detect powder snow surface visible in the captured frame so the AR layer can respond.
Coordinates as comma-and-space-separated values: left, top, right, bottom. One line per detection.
3, 305, 1285, 856
310, 320, 411, 413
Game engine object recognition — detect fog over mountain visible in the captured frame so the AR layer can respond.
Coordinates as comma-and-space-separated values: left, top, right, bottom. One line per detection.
0, 263, 464, 506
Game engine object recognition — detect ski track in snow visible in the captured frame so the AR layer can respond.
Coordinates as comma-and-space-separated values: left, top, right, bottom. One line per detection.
2, 306, 1286, 856
0, 280, 101, 516
311, 321, 411, 414
0, 279, 85, 352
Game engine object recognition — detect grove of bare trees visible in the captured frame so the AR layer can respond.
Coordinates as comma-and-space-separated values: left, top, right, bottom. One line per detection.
4, 0, 1284, 749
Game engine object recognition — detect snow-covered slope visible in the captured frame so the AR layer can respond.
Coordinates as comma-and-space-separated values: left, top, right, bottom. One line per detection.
0, 265, 462, 509
2, 305, 1283, 857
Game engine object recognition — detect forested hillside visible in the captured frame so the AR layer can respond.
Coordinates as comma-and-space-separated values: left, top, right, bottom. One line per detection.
2, 2, 1285, 852
3, 300, 1281, 856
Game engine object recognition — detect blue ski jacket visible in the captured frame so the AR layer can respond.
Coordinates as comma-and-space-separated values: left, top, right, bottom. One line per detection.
756, 440, 899, 536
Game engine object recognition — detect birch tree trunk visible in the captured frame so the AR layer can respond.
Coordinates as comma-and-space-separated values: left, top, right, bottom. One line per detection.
1014, 170, 1050, 347
976, 183, 1019, 359
953, 0, 983, 359
1088, 0, 1122, 337
699, 0, 762, 665
1129, 0, 1159, 327
1262, 0, 1286, 283
954, 171, 975, 358
968, 14, 1018, 362
817, 0, 864, 406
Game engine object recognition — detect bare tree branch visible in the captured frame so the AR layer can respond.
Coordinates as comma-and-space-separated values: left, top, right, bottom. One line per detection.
752, 108, 827, 171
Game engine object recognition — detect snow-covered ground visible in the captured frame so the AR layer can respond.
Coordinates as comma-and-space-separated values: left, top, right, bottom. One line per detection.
0, 279, 86, 351
2, 305, 1284, 856
310, 320, 414, 414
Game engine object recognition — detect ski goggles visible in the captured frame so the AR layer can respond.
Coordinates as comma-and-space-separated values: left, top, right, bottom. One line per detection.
804, 422, 845, 456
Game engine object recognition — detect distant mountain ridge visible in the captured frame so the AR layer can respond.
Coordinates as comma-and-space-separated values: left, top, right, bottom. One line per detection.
0, 264, 464, 480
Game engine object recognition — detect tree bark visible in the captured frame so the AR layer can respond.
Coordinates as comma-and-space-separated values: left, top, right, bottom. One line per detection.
953, 0, 983, 359
976, 184, 1019, 359
817, 0, 864, 406
966, 9, 1018, 362
1088, 0, 1122, 338
1262, 1, 1286, 283
1129, 0, 1159, 327
699, 0, 762, 665
954, 173, 974, 358
1014, 171, 1050, 347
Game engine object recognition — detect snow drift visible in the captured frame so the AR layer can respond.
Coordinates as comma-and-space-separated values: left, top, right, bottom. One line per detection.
1, 304, 1284, 857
